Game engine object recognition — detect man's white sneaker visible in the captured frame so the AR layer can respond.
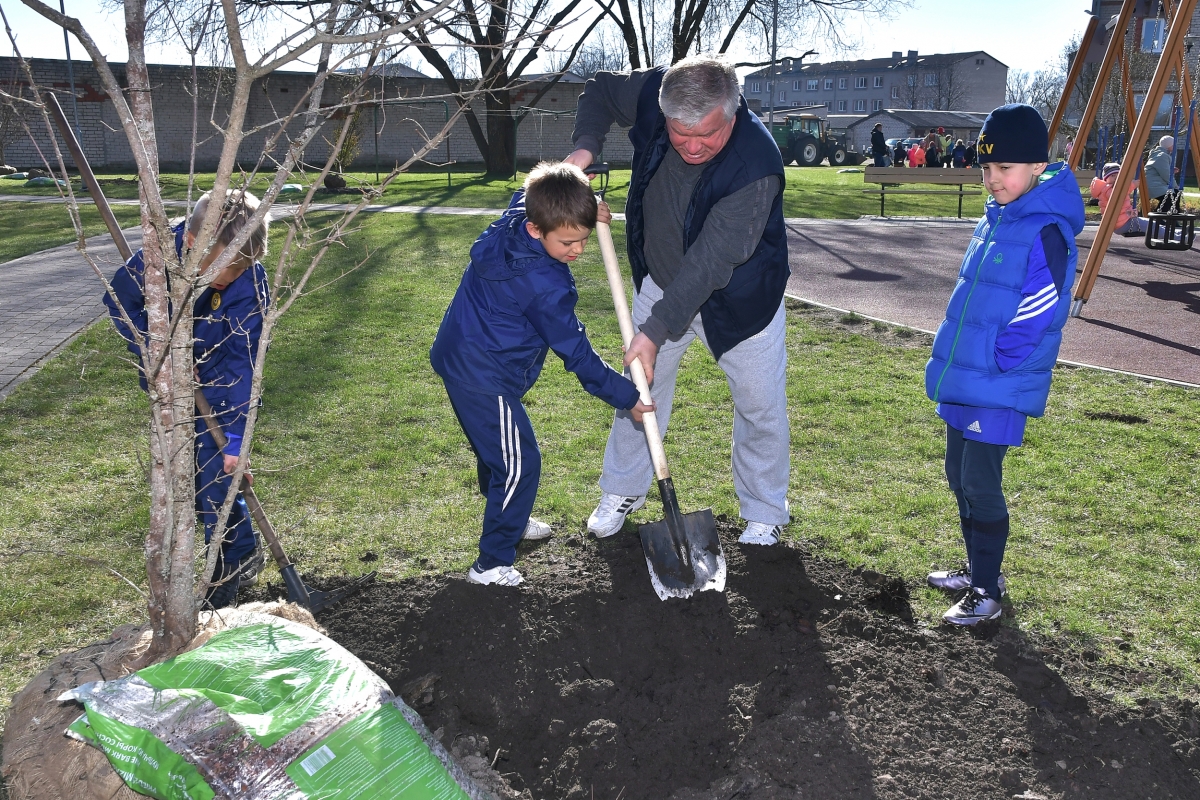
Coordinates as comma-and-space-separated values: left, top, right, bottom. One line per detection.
523, 518, 553, 540
739, 522, 781, 546
467, 563, 524, 586
587, 493, 646, 538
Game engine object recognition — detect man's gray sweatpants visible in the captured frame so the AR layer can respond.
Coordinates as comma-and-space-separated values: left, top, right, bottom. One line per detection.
599, 275, 791, 525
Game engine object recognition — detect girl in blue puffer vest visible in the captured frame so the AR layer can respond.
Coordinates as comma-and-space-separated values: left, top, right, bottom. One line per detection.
923, 104, 1086, 626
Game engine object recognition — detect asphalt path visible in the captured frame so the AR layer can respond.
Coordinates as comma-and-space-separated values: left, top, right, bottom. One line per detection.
785, 218, 1200, 386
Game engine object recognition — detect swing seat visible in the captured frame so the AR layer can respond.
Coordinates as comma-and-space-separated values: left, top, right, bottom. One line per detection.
1145, 212, 1197, 250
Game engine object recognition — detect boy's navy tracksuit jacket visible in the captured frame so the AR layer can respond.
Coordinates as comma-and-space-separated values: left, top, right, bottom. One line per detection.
431, 191, 639, 570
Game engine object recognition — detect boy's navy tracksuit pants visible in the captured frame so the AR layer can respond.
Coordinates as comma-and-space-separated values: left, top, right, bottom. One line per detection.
444, 380, 540, 570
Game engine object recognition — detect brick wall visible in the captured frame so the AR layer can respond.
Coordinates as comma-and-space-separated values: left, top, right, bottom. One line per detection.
0, 57, 636, 172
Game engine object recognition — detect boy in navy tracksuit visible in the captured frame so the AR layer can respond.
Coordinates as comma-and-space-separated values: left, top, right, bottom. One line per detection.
924, 105, 1085, 625
431, 163, 653, 587
104, 190, 270, 609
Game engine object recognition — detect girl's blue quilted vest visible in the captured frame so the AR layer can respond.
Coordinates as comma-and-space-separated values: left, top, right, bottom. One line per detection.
925, 165, 1085, 417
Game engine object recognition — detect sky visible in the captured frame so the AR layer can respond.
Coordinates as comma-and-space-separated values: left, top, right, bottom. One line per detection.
0, 0, 1091, 78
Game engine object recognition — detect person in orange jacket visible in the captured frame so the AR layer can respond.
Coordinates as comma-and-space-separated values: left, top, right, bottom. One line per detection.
1089, 162, 1147, 236
907, 141, 926, 167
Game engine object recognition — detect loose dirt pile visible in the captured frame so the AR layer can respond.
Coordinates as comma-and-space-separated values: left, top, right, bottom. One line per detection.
319, 519, 1200, 800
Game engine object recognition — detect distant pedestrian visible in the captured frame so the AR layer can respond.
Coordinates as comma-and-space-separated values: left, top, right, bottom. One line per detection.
952, 139, 966, 168
964, 140, 977, 168
908, 141, 925, 167
925, 104, 1084, 625
1064, 138, 1074, 161
871, 123, 888, 167
924, 138, 940, 168
893, 140, 907, 167
938, 127, 953, 167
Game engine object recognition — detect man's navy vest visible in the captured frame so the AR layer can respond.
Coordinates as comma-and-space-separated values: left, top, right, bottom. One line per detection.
625, 68, 789, 359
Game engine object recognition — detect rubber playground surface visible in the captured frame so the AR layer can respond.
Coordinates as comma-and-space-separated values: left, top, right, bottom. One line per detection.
785, 219, 1200, 386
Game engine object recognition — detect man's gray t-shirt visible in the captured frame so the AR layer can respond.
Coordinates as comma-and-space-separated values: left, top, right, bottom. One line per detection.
572, 70, 781, 346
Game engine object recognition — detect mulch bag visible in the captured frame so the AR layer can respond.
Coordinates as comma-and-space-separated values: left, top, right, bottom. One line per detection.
58, 609, 485, 800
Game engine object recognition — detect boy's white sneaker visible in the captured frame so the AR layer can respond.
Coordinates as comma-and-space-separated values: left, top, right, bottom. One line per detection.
587, 493, 646, 538
522, 518, 553, 540
467, 564, 524, 586
739, 522, 781, 546
927, 567, 1006, 595
942, 587, 1002, 625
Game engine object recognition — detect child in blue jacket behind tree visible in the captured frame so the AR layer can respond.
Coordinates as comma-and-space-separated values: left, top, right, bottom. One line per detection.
924, 105, 1085, 625
430, 162, 653, 587
104, 190, 270, 610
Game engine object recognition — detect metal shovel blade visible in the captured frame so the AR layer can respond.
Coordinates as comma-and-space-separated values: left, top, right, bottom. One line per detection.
638, 482, 726, 600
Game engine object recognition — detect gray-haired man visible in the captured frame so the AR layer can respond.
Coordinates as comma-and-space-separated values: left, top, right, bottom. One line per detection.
565, 55, 791, 546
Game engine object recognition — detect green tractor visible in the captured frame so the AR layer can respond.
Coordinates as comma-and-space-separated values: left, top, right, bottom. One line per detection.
769, 113, 863, 167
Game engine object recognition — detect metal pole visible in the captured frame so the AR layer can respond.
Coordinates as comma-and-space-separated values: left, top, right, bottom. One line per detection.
768, 0, 778, 129
444, 100, 451, 188
58, 0, 83, 173
373, 103, 379, 183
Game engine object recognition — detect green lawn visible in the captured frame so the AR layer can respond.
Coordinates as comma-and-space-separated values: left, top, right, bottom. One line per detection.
0, 203, 144, 263
1, 212, 1198, 728
1, 165, 990, 220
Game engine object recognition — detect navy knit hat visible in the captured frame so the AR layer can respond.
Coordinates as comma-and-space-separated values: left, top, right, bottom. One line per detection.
976, 104, 1049, 163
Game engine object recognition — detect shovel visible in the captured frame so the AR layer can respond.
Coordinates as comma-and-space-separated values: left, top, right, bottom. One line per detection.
594, 218, 726, 600
44, 91, 373, 613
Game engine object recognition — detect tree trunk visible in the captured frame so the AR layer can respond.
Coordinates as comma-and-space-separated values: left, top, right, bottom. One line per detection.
124, 0, 197, 661
484, 91, 515, 176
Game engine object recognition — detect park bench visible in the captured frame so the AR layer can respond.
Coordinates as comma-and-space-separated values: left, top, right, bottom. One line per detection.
862, 167, 983, 218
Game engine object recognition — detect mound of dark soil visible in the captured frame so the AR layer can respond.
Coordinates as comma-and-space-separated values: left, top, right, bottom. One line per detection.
318, 520, 1200, 799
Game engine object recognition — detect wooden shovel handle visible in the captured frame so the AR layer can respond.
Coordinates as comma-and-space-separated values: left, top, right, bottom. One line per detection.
595, 220, 671, 482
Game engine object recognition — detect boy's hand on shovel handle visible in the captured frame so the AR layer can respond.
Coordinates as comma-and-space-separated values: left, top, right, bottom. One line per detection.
224, 454, 252, 484
630, 398, 656, 423
623, 331, 658, 385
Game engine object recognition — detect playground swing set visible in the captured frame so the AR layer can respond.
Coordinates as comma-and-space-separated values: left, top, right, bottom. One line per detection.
1052, 0, 1200, 316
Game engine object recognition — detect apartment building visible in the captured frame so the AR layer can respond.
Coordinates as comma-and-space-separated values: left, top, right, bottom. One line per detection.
744, 50, 1007, 116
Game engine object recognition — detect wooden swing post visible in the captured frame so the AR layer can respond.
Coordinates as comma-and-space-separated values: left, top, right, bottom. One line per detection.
1071, 0, 1200, 317
1048, 13, 1099, 144
1068, 0, 1138, 173
1115, 45, 1154, 214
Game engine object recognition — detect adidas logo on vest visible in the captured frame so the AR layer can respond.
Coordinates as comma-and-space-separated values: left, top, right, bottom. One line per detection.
968, 420, 982, 433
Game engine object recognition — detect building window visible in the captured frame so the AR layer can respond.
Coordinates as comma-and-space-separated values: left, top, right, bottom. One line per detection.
839, 77, 847, 89
854, 99, 866, 111
855, 76, 867, 89
807, 79, 818, 91
825, 101, 832, 110
907, 75, 915, 86
837, 100, 846, 111
824, 78, 833, 90
873, 99, 883, 111
751, 81, 761, 93
873, 76, 883, 87
975, 58, 984, 65
925, 73, 938, 86
891, 86, 900, 99
779, 91, 787, 102
1143, 18, 1166, 52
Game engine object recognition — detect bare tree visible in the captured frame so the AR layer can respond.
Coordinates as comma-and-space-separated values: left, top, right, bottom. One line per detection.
1006, 68, 1032, 105
929, 60, 969, 111
548, 22, 628, 77
7, 0, 462, 660
388, 0, 607, 175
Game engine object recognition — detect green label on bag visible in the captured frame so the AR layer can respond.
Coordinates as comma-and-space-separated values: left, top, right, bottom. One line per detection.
285, 704, 470, 799
68, 713, 215, 800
